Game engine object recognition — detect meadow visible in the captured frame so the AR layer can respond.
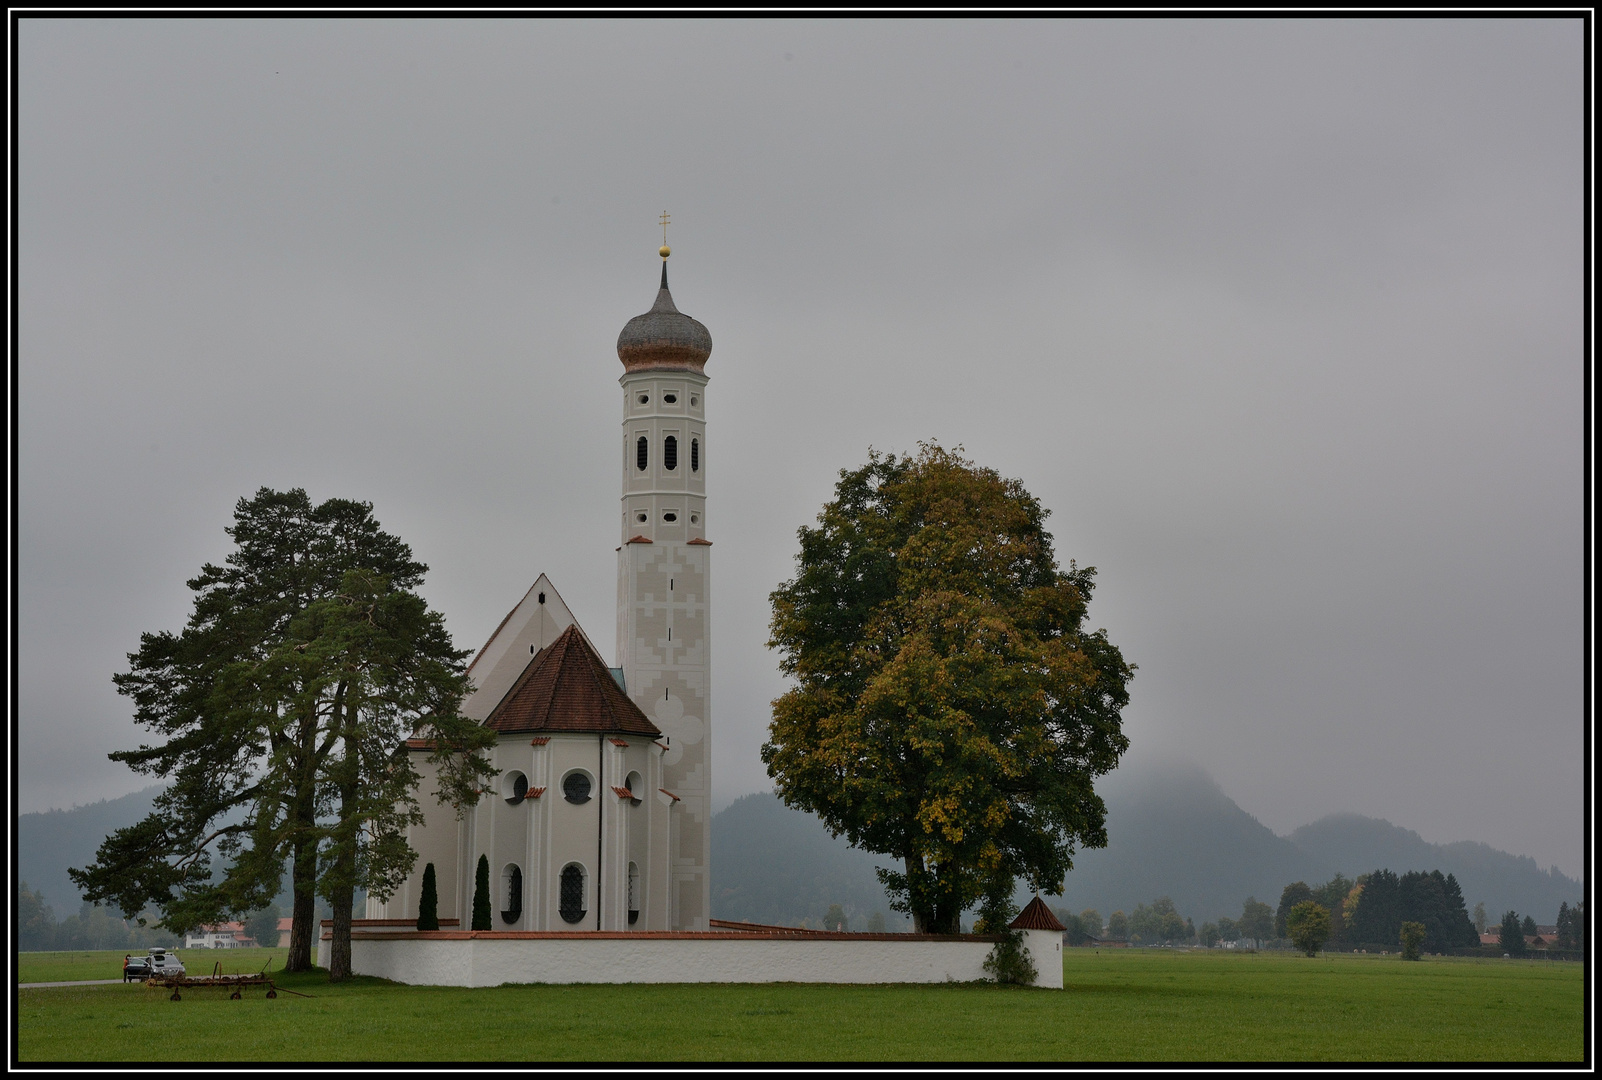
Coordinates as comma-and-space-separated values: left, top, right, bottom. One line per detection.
15, 947, 1583, 1062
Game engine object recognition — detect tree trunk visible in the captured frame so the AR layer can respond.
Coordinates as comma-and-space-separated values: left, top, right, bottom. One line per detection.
285, 833, 318, 972
284, 704, 323, 973
328, 886, 353, 982
906, 854, 935, 934
328, 695, 359, 983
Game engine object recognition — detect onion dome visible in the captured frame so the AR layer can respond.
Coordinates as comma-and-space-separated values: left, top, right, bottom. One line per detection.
617, 262, 712, 373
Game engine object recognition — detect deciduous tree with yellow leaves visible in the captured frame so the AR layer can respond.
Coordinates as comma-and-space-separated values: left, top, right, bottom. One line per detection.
762, 445, 1134, 934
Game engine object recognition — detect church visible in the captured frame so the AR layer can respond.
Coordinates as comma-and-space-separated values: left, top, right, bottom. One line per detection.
367, 242, 714, 933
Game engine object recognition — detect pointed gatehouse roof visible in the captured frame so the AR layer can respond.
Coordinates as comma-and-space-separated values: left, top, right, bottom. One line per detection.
483, 624, 662, 738
1008, 897, 1066, 932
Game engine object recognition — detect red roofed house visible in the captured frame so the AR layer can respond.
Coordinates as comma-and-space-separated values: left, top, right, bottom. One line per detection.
184, 922, 255, 949
364, 258, 713, 934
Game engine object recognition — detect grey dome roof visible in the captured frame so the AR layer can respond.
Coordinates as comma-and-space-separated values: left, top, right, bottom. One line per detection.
616, 263, 712, 372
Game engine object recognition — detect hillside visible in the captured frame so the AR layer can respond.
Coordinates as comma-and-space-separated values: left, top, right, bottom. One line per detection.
17, 786, 165, 916
21, 765, 1580, 932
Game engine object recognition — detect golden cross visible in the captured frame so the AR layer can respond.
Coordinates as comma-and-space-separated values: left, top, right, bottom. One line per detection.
660, 211, 671, 246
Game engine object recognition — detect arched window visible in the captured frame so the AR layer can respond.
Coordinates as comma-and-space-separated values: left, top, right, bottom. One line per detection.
691, 438, 699, 473
503, 771, 528, 805
636, 436, 648, 472
664, 435, 678, 471
562, 771, 592, 804
501, 864, 522, 925
628, 862, 641, 926
559, 864, 587, 924
624, 771, 643, 804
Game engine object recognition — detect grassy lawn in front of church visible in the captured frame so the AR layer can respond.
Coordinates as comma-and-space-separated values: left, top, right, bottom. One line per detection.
16, 948, 1582, 1062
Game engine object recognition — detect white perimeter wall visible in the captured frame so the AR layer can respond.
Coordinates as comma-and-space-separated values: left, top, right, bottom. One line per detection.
321, 929, 1063, 989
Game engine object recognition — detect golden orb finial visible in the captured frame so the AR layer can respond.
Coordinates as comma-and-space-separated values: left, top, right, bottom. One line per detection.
660, 245, 671, 259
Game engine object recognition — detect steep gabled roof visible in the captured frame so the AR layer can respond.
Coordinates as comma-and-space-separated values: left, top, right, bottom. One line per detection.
483, 624, 661, 738
1009, 897, 1066, 932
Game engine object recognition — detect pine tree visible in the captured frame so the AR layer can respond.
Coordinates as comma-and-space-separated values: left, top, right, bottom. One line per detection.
472, 855, 492, 932
1498, 910, 1527, 956
417, 863, 439, 932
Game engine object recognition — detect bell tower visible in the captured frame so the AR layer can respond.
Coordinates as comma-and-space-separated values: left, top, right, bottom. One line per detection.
614, 230, 712, 931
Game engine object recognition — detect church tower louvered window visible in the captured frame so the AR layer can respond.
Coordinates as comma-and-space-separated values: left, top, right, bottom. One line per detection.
636, 436, 648, 471
664, 435, 678, 471
691, 438, 699, 472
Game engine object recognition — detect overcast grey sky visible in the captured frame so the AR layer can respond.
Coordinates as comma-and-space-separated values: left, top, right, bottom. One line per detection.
18, 19, 1586, 877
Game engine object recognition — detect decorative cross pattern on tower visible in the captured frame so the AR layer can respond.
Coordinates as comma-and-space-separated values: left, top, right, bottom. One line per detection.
660, 211, 671, 246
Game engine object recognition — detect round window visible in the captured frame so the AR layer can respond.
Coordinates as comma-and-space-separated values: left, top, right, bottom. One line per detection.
691, 514, 699, 524
690, 395, 698, 406
637, 394, 649, 405
636, 512, 648, 523
563, 771, 592, 804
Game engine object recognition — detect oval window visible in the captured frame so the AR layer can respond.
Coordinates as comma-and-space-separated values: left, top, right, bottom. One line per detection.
636, 512, 648, 523
563, 771, 592, 804
663, 512, 677, 523
690, 395, 698, 406
559, 864, 587, 925
637, 394, 649, 405
690, 514, 699, 524
664, 393, 677, 404
691, 438, 699, 472
664, 435, 678, 471
636, 436, 648, 472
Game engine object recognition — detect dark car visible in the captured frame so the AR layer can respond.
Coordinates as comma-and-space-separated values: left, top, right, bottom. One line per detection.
122, 954, 152, 982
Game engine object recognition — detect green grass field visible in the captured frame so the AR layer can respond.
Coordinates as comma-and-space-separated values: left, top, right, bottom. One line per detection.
15, 948, 1582, 1062
18, 948, 290, 985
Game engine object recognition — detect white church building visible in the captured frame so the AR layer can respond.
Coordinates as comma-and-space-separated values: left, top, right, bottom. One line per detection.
367, 251, 714, 934
339, 246, 1066, 988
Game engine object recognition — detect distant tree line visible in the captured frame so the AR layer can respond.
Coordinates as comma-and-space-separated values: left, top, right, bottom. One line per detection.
1493, 901, 1584, 957
1271, 869, 1478, 953
17, 880, 177, 953
1059, 870, 1580, 959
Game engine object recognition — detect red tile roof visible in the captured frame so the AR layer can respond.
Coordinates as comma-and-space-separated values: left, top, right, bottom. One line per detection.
612, 786, 636, 799
687, 538, 713, 545
1009, 897, 1066, 932
483, 624, 662, 738
659, 788, 680, 802
625, 535, 653, 545
529, 737, 550, 746
609, 738, 630, 747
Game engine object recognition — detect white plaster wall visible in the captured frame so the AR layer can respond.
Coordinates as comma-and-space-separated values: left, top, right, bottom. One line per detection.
1023, 929, 1064, 990
345, 934, 1065, 988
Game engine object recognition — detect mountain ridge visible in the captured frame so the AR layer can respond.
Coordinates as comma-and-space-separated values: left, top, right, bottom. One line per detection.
18, 766, 1580, 931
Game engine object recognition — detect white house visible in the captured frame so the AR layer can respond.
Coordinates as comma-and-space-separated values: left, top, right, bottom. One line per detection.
367, 253, 714, 934
185, 922, 252, 949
